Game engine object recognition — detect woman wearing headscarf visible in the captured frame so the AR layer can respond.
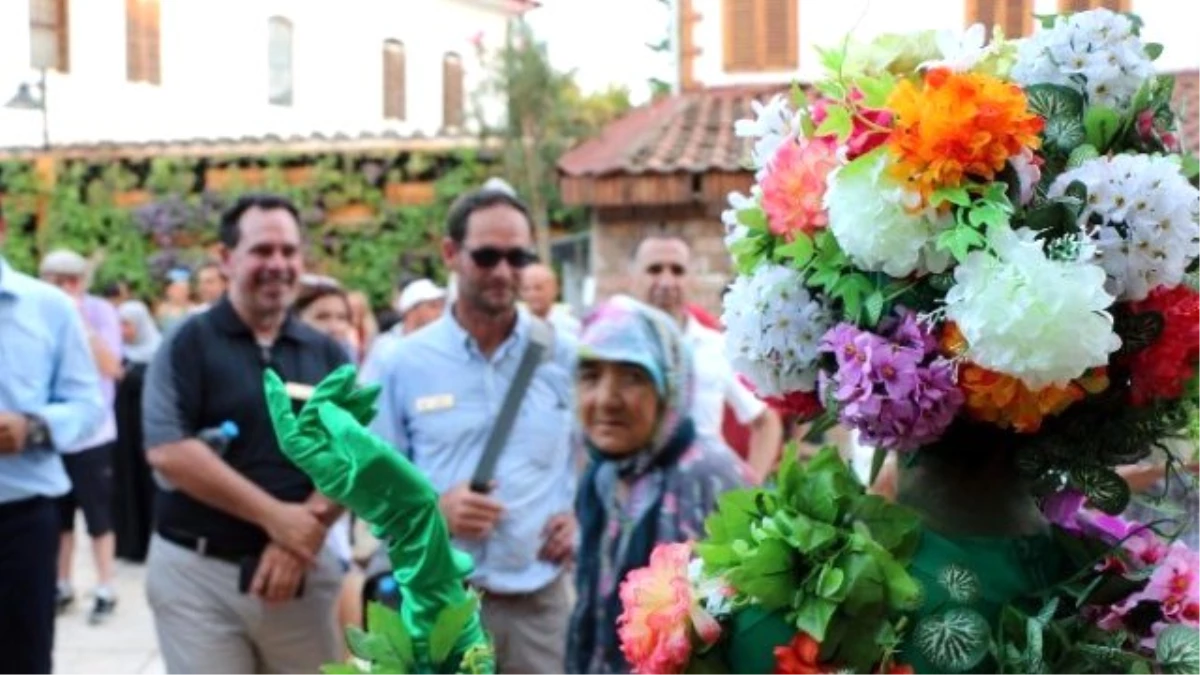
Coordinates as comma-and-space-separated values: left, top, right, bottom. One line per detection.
567, 295, 752, 674
112, 300, 162, 561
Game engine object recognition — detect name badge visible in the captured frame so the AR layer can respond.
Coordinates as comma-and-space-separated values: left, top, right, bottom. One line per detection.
415, 394, 455, 413
284, 381, 315, 402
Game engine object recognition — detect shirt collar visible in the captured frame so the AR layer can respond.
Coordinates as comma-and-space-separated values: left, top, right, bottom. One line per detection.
209, 295, 315, 344
0, 257, 33, 299
442, 303, 530, 363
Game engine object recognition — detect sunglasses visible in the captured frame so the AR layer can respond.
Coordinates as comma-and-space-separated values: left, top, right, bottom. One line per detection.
646, 262, 686, 276
465, 246, 539, 269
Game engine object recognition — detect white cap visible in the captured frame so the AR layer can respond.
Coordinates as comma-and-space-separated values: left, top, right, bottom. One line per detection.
482, 176, 516, 196
39, 249, 89, 277
397, 279, 447, 315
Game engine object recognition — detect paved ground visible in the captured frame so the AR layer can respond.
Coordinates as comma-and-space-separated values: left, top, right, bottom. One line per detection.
54, 546, 163, 674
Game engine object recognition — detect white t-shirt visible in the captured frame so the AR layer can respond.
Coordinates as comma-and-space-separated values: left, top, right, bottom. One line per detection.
683, 319, 767, 439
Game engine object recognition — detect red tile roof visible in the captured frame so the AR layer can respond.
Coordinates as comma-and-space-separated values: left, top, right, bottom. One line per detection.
559, 70, 1198, 179
558, 85, 786, 177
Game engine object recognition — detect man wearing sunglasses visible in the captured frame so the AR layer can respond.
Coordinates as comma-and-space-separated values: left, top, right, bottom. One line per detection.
371, 188, 578, 674
631, 234, 784, 483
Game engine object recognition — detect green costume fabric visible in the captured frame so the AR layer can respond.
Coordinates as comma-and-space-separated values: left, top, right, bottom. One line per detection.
264, 366, 487, 673
723, 527, 1065, 674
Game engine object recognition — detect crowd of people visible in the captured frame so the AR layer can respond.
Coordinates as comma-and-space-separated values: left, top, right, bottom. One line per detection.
1, 176, 1194, 674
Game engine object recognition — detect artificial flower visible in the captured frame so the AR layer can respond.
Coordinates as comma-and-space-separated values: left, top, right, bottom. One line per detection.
942, 322, 1104, 432
735, 94, 798, 171
943, 224, 1120, 389
1097, 541, 1199, 648
811, 91, 892, 160
723, 264, 831, 397
821, 313, 963, 453
1124, 285, 1200, 406
760, 137, 841, 238
885, 67, 1042, 200
1049, 154, 1200, 301
1012, 8, 1155, 112
920, 23, 988, 72
774, 632, 828, 675
722, 187, 761, 252
824, 148, 953, 278
617, 542, 718, 674
840, 31, 941, 78
1009, 148, 1042, 206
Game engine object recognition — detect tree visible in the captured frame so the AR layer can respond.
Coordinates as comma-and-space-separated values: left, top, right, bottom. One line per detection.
474, 18, 631, 261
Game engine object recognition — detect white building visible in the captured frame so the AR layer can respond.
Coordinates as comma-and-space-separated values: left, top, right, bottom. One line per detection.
0, 0, 532, 150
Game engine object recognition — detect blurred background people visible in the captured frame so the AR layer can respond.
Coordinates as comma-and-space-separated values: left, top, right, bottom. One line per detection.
156, 268, 195, 332
112, 300, 162, 563
194, 262, 228, 311
520, 263, 581, 337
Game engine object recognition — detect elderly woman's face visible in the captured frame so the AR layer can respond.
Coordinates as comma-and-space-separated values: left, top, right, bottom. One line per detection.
577, 360, 660, 456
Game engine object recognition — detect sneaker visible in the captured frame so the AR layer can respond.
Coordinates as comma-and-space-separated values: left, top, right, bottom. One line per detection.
55, 585, 74, 615
88, 595, 117, 625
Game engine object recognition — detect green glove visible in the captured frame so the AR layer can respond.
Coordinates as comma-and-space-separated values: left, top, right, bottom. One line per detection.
264, 367, 486, 672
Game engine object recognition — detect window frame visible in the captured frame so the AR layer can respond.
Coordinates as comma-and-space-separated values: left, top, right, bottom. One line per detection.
722, 0, 798, 74
125, 0, 161, 84
383, 39, 406, 121
268, 15, 294, 107
29, 0, 70, 72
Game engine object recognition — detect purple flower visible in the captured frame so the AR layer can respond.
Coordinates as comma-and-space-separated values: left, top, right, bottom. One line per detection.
1044, 488, 1087, 531
818, 316, 963, 453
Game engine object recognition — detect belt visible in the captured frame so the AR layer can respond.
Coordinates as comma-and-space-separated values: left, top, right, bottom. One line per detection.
156, 527, 259, 564
0, 495, 50, 518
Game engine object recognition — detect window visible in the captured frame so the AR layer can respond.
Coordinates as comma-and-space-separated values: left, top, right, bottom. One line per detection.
30, 0, 69, 71
443, 52, 464, 130
126, 0, 160, 84
383, 40, 406, 121
268, 16, 293, 106
965, 0, 1032, 38
1057, 0, 1130, 11
723, 0, 797, 73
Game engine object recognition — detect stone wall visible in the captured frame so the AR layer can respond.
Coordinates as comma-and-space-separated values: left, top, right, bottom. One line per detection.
588, 202, 733, 316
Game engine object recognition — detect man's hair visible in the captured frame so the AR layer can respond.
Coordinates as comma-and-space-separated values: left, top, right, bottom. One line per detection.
195, 260, 225, 278
445, 188, 533, 245
219, 193, 301, 248
629, 231, 690, 262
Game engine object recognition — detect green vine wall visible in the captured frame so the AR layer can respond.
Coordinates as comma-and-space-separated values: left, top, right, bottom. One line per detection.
0, 149, 492, 308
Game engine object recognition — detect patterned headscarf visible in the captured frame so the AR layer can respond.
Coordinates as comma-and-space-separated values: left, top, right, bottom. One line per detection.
578, 295, 694, 472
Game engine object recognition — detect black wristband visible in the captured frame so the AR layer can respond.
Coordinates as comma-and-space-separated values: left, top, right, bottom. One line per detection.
22, 414, 52, 450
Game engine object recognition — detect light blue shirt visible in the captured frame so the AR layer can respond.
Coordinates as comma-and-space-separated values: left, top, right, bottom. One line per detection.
0, 259, 105, 503
371, 307, 578, 594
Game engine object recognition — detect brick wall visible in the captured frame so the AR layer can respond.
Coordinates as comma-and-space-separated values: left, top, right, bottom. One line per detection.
589, 202, 734, 316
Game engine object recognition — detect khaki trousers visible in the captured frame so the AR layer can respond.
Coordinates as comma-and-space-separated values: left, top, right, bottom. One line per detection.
480, 573, 574, 674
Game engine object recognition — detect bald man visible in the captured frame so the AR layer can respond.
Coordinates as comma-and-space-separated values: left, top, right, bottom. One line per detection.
519, 264, 581, 337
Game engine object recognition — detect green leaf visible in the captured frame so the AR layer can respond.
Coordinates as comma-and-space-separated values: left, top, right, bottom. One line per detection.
815, 104, 853, 143
851, 495, 920, 555
1044, 115, 1087, 154
864, 290, 885, 327
1145, 42, 1164, 61
429, 595, 479, 665
731, 538, 799, 609
773, 234, 815, 268
1024, 83, 1085, 120
936, 225, 986, 262
1156, 624, 1200, 674
790, 81, 809, 110
816, 566, 847, 599
1071, 466, 1132, 515
817, 45, 845, 74
855, 72, 896, 109
736, 206, 768, 231
967, 203, 1009, 230
366, 602, 413, 667
1033, 13, 1058, 29
831, 273, 874, 322
937, 564, 981, 603
794, 597, 838, 642
1181, 153, 1199, 180
1083, 106, 1122, 151
913, 607, 990, 673
345, 626, 398, 665
1067, 143, 1100, 169
930, 185, 972, 208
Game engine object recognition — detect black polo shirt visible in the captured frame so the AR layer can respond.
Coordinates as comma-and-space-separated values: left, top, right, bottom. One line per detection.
142, 296, 349, 554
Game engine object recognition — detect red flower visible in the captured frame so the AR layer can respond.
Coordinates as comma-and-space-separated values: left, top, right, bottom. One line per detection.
763, 390, 824, 421
774, 633, 829, 674
1124, 285, 1200, 406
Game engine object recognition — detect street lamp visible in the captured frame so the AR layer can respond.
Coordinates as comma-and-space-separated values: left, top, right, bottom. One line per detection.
5, 68, 49, 150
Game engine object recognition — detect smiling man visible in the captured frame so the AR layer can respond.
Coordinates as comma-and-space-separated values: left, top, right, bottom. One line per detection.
371, 188, 579, 674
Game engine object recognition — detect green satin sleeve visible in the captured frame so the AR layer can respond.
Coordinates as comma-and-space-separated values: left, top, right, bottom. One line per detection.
264, 366, 488, 673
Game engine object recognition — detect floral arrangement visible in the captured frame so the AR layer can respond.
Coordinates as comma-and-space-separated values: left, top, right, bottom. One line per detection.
621, 7, 1200, 674
324, 599, 493, 675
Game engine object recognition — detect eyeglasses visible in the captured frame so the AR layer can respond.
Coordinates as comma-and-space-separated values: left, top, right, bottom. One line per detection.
465, 246, 538, 269
645, 263, 686, 277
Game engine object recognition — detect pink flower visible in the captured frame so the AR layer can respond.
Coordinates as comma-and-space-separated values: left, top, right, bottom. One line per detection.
1095, 542, 1199, 649
1009, 148, 1042, 205
760, 137, 839, 239
617, 542, 719, 674
811, 92, 893, 159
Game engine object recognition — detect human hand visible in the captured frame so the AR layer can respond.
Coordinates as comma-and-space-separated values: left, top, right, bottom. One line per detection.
262, 501, 327, 563
538, 512, 576, 564
438, 482, 505, 540
0, 413, 30, 455
250, 543, 307, 604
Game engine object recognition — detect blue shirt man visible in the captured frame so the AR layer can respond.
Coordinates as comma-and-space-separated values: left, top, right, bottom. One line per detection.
370, 188, 578, 674
0, 256, 104, 674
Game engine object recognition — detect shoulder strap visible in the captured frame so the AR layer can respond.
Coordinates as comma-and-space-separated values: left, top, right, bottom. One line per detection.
469, 318, 555, 493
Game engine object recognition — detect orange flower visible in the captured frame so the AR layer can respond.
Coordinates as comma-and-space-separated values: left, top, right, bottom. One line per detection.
941, 323, 1106, 432
886, 68, 1043, 201
774, 632, 830, 674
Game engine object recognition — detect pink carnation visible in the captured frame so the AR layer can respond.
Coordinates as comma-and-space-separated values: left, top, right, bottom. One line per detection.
760, 137, 839, 239
811, 91, 892, 159
617, 542, 720, 674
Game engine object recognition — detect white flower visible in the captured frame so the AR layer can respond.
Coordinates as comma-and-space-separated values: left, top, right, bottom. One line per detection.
1048, 154, 1200, 301
920, 23, 988, 72
1012, 8, 1153, 112
688, 558, 734, 618
734, 94, 797, 170
944, 225, 1120, 389
721, 187, 760, 251
824, 148, 954, 278
722, 264, 831, 397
